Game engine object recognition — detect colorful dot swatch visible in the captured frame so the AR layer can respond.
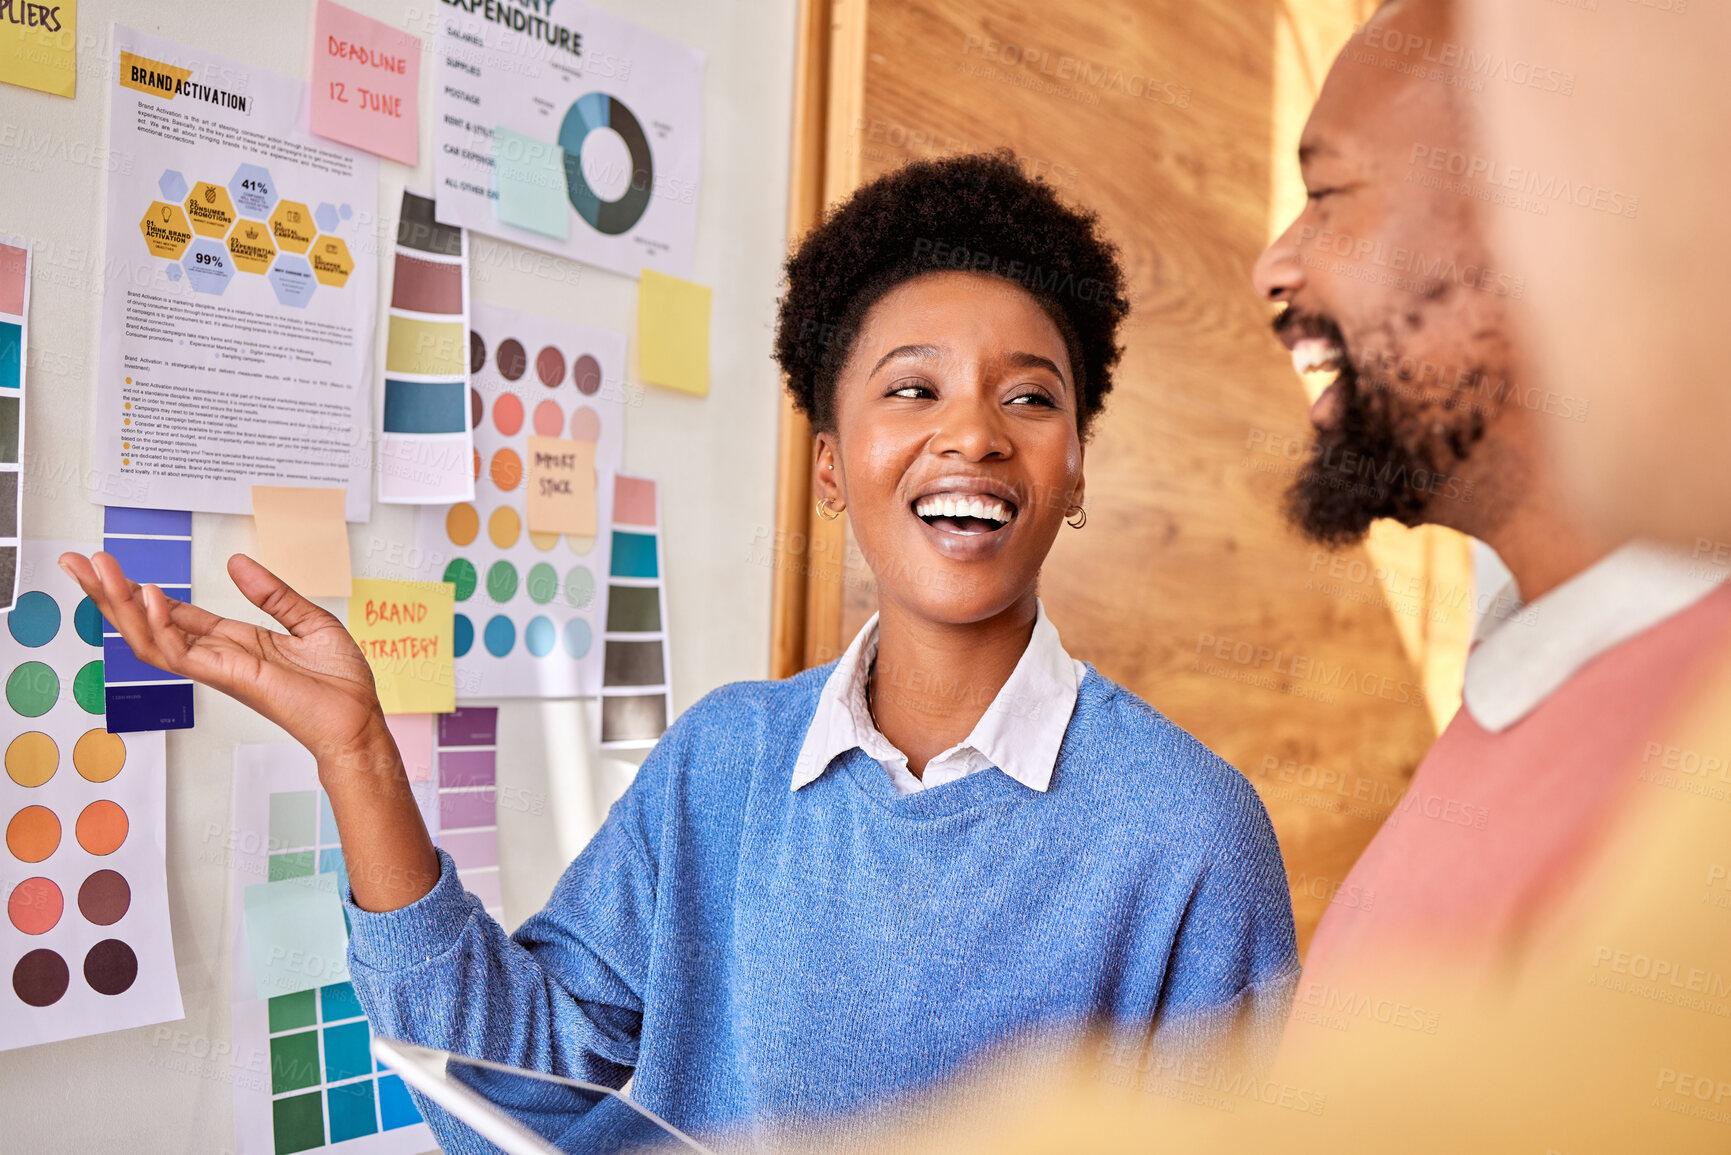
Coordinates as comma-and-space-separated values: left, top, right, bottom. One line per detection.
101, 507, 195, 732
378, 191, 475, 506
415, 303, 623, 698
0, 237, 28, 612
599, 475, 673, 747
3, 538, 181, 1053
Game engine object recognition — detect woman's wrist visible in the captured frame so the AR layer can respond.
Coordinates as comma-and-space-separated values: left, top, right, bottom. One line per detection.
315, 717, 409, 803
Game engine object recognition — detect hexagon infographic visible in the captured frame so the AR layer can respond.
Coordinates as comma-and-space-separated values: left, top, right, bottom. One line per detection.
269, 201, 316, 254
157, 170, 189, 204
309, 236, 354, 287
183, 238, 235, 295
226, 220, 277, 274
229, 164, 278, 217
268, 255, 317, 308
185, 181, 236, 238
314, 202, 340, 234
139, 201, 193, 259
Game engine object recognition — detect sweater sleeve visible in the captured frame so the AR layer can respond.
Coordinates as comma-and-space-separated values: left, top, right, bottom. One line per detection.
344, 754, 666, 1154
1149, 771, 1300, 1070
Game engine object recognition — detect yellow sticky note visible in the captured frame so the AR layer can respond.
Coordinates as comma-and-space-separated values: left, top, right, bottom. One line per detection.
252, 486, 353, 597
525, 436, 596, 536
1, 0, 76, 98
637, 269, 711, 396
347, 578, 455, 715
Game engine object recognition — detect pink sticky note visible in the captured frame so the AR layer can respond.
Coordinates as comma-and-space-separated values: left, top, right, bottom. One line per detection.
309, 0, 421, 166
384, 713, 436, 783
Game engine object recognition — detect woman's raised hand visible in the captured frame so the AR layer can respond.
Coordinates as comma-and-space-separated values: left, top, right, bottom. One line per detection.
58, 551, 388, 765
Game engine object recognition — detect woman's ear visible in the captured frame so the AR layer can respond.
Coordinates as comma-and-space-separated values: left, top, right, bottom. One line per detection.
812, 431, 845, 510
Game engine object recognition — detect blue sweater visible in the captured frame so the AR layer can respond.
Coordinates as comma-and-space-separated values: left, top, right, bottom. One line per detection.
346, 665, 1298, 1152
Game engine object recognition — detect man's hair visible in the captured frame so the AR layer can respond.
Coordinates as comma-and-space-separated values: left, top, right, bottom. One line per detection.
774, 151, 1130, 436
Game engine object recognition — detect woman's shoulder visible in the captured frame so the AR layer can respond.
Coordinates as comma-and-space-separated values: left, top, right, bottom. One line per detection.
1067, 666, 1267, 820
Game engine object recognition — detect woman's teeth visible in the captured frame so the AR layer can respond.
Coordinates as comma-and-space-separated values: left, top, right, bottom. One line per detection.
1291, 337, 1345, 375
914, 496, 1012, 525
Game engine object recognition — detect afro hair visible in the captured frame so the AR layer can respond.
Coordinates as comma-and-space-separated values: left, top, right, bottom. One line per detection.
774, 150, 1130, 436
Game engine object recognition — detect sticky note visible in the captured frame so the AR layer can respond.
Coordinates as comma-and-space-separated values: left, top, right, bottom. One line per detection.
637, 269, 711, 396
251, 486, 353, 597
525, 436, 596, 536
347, 578, 456, 714
493, 126, 570, 240
243, 873, 351, 999
383, 712, 435, 781
309, 0, 421, 165
0, 0, 76, 98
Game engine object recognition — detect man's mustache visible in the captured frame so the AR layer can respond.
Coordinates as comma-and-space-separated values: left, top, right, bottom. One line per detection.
1272, 305, 1347, 348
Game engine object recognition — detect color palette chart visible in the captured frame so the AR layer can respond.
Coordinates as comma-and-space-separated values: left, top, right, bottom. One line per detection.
102, 508, 195, 732
378, 191, 474, 506
230, 742, 435, 1155
0, 235, 30, 610
415, 302, 623, 698
437, 707, 502, 918
3, 539, 180, 1052
599, 475, 673, 748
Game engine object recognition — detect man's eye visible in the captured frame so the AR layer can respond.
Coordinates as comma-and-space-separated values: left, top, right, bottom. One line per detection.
888, 383, 932, 399
1306, 188, 1338, 202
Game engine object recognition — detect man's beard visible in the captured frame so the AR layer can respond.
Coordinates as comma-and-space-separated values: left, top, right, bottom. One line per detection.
1278, 311, 1488, 547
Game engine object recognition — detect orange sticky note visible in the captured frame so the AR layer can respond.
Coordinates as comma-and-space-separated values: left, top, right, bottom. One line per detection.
251, 486, 353, 597
347, 579, 455, 715
309, 0, 421, 166
637, 269, 711, 396
525, 436, 596, 536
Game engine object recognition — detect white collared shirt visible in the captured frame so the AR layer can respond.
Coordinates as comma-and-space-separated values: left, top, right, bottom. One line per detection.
791, 602, 1086, 795
1462, 540, 1727, 733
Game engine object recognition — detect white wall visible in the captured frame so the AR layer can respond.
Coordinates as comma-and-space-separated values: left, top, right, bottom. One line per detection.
0, 1, 794, 1149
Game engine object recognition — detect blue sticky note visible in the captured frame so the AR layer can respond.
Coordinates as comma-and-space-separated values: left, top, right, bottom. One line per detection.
494, 126, 570, 240
242, 872, 351, 999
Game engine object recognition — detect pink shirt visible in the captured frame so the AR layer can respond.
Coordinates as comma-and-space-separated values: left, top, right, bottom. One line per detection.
1297, 548, 1731, 1010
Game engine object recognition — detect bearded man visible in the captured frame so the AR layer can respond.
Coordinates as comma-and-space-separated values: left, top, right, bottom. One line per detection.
1250, 0, 1731, 1002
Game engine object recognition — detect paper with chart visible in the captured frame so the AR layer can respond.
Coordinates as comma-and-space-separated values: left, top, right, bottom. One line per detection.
94, 27, 378, 521
414, 303, 622, 699
2, 539, 179, 1051
228, 741, 437, 1155
432, 0, 704, 277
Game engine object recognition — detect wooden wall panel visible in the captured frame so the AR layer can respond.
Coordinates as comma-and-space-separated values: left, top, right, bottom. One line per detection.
770, 0, 1479, 953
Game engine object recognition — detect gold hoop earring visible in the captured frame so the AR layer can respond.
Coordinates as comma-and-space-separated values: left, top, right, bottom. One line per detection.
816, 498, 842, 521
1066, 506, 1088, 529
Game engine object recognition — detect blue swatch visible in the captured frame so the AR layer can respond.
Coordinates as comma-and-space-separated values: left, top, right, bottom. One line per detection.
382, 379, 468, 435
609, 532, 658, 579
7, 591, 60, 647
0, 321, 19, 390
525, 615, 555, 657
453, 613, 474, 658
103, 507, 192, 536
483, 615, 515, 657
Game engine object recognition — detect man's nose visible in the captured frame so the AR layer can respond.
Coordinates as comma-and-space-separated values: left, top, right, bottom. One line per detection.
1253, 223, 1306, 304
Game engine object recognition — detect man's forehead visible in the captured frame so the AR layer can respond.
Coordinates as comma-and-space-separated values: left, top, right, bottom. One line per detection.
1302, 1, 1459, 167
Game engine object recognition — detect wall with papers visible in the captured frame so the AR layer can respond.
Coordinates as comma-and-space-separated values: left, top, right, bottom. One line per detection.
0, 1, 796, 1151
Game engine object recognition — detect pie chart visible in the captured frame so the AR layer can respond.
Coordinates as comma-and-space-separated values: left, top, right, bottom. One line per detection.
559, 93, 654, 236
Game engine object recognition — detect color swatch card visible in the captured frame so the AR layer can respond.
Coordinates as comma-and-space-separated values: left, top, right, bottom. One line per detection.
0, 0, 76, 97
414, 303, 624, 699
102, 508, 194, 732
308, 1, 421, 167
3, 539, 181, 1052
437, 707, 501, 918
378, 191, 474, 506
229, 742, 436, 1155
345, 579, 455, 716
0, 236, 28, 611
599, 475, 673, 748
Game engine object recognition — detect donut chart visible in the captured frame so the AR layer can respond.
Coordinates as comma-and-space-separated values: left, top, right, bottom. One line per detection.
559, 93, 653, 237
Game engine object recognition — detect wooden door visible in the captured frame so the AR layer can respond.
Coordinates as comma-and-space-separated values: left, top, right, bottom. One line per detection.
772, 0, 1475, 954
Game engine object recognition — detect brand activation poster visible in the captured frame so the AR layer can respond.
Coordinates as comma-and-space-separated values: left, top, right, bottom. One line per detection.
94, 27, 378, 520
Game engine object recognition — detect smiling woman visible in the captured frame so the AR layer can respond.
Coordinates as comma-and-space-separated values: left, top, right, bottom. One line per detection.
57, 154, 1298, 1155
